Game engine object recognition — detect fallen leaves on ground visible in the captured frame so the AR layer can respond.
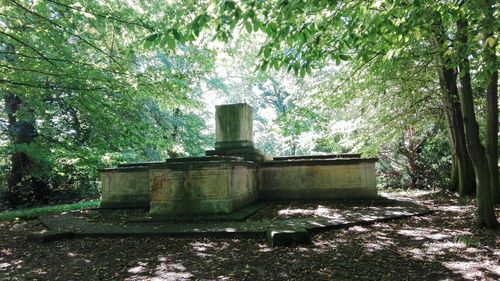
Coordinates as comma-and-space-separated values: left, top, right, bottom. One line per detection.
0, 191, 498, 280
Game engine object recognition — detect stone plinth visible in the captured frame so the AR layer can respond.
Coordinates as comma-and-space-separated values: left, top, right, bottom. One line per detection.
100, 167, 151, 208
207, 103, 269, 162
215, 103, 253, 149
149, 160, 258, 217
259, 158, 378, 200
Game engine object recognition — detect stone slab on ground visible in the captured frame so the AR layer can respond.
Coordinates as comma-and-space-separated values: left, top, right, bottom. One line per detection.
26, 230, 75, 243
266, 227, 312, 247
35, 200, 431, 245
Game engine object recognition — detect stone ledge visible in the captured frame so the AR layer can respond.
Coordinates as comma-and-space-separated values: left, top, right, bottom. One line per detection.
261, 157, 378, 167
142, 202, 267, 222
273, 154, 362, 160
214, 140, 255, 149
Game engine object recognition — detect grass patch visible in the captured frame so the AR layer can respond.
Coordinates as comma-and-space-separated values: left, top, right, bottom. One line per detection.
0, 200, 100, 220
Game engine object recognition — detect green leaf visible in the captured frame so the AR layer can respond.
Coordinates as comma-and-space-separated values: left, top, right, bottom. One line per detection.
335, 56, 341, 65
306, 66, 312, 75
263, 47, 271, 58
485, 36, 495, 47
144, 33, 158, 49
260, 61, 268, 71
192, 21, 200, 37
247, 9, 255, 20
300, 32, 307, 43
339, 54, 350, 61
172, 29, 182, 41
245, 21, 253, 33
273, 60, 280, 70
165, 35, 176, 50
413, 27, 422, 40
253, 20, 260, 32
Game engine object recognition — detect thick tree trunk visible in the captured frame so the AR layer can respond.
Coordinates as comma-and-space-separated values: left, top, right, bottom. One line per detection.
482, 0, 499, 204
440, 75, 476, 196
456, 18, 498, 228
432, 20, 476, 196
485, 50, 499, 204
485, 61, 499, 204
436, 60, 475, 196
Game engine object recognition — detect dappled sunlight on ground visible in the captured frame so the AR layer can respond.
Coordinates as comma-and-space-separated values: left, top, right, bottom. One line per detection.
348, 225, 370, 232
257, 243, 272, 253
125, 256, 195, 280
397, 227, 457, 240
442, 260, 500, 280
277, 205, 346, 220
434, 205, 475, 213
0, 191, 498, 280
189, 241, 231, 258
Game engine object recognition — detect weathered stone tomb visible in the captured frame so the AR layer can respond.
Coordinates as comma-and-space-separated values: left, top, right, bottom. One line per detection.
100, 103, 378, 217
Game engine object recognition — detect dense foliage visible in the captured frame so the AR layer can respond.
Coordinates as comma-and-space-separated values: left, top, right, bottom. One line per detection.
0, 0, 214, 206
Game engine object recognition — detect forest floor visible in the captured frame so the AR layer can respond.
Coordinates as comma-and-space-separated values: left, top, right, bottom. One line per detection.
0, 190, 498, 281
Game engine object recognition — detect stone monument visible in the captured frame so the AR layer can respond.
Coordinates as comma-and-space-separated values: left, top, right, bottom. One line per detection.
99, 103, 378, 217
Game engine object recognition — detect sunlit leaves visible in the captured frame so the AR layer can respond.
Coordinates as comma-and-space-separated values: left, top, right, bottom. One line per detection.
484, 36, 495, 48
413, 27, 422, 41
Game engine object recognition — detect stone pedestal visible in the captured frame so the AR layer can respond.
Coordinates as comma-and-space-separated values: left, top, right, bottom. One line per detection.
215, 103, 253, 149
206, 103, 269, 162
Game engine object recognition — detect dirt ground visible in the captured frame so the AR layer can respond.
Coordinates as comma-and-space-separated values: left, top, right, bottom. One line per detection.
0, 191, 498, 281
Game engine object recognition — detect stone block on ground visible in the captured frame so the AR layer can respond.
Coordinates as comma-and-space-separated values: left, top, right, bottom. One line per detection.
265, 227, 312, 247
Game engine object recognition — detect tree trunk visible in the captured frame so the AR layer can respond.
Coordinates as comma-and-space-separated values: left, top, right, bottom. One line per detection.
482, 0, 499, 204
456, 18, 498, 228
449, 154, 458, 192
485, 54, 499, 204
4, 93, 42, 206
485, 72, 499, 204
432, 19, 476, 196
444, 110, 458, 192
440, 75, 475, 196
